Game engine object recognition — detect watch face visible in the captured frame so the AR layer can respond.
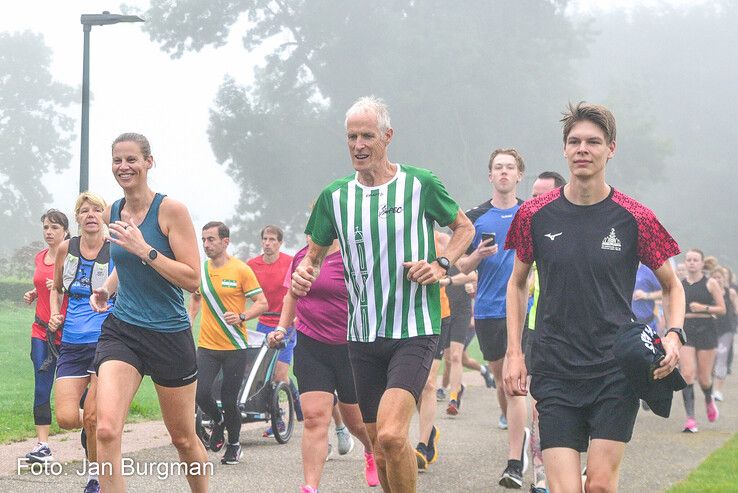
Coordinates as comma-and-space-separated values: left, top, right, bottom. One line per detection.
437, 257, 450, 270
148, 249, 158, 261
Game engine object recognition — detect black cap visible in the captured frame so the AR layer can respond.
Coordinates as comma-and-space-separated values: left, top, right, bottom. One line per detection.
613, 322, 687, 418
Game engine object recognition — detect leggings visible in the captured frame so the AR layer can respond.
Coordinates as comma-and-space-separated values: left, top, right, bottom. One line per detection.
196, 347, 249, 444
30, 337, 56, 426
714, 332, 735, 380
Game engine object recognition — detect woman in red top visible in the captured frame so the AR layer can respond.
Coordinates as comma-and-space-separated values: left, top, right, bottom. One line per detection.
21, 209, 69, 463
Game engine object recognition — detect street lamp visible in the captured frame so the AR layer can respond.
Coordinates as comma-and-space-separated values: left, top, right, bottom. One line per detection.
79, 11, 144, 193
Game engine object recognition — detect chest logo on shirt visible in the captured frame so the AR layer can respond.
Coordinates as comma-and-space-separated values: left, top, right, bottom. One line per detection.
501, 214, 513, 219
544, 232, 563, 241
601, 228, 622, 251
221, 279, 237, 288
379, 204, 403, 216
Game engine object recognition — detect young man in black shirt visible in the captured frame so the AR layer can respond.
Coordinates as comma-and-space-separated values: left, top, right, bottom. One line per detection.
503, 102, 686, 493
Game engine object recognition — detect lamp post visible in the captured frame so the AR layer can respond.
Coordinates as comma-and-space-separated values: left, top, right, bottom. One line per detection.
79, 11, 144, 193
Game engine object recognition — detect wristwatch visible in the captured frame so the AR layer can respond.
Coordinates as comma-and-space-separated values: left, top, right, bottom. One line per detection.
666, 327, 687, 345
435, 256, 451, 273
141, 248, 158, 265
239, 313, 247, 322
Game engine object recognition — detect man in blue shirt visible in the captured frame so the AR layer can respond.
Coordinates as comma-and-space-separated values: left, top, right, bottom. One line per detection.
632, 263, 663, 332
458, 148, 529, 489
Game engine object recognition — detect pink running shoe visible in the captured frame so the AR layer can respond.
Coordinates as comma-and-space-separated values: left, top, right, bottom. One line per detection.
300, 486, 317, 493
706, 399, 719, 422
682, 417, 698, 433
364, 452, 379, 487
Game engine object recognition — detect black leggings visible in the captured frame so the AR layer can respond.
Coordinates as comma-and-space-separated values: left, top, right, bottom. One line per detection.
196, 347, 248, 444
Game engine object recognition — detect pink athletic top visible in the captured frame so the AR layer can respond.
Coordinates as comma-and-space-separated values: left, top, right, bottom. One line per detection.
285, 246, 348, 345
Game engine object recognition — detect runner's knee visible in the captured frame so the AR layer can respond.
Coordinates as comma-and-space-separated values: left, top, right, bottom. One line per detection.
376, 428, 407, 455
585, 474, 616, 493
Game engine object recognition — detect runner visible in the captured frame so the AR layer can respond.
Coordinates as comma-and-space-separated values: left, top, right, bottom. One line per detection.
415, 231, 451, 471
504, 102, 685, 493
49, 192, 113, 493
188, 221, 267, 464
22, 209, 69, 464
525, 170, 566, 493
632, 263, 662, 332
90, 132, 208, 492
711, 266, 737, 402
457, 147, 530, 488
679, 249, 726, 432
267, 237, 379, 492
291, 96, 474, 492
247, 225, 302, 434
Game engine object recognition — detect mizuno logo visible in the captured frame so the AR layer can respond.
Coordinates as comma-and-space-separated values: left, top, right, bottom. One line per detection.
544, 232, 563, 241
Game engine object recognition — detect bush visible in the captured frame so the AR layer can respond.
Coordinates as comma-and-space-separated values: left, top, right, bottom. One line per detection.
0, 278, 32, 303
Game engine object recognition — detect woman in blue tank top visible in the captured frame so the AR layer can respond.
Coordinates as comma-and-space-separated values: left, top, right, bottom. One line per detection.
90, 133, 207, 492
50, 191, 112, 493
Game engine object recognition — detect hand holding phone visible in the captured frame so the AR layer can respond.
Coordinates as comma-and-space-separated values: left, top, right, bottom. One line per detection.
481, 232, 496, 246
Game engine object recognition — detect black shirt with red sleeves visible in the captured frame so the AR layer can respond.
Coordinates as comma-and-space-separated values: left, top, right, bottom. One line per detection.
505, 186, 680, 379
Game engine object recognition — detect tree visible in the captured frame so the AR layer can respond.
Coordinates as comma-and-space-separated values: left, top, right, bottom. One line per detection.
140, 1, 591, 250
0, 31, 76, 255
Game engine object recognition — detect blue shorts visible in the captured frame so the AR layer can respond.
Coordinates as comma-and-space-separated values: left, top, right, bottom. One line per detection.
256, 322, 295, 364
57, 342, 97, 379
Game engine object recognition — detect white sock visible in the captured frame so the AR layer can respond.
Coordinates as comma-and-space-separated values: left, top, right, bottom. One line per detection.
336, 425, 347, 433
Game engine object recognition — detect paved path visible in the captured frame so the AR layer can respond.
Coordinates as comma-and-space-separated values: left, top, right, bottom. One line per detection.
2, 364, 736, 492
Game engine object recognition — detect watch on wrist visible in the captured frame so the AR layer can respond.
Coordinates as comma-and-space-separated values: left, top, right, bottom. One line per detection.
704, 305, 711, 314
666, 327, 687, 345
435, 256, 450, 273
239, 313, 247, 322
141, 248, 158, 265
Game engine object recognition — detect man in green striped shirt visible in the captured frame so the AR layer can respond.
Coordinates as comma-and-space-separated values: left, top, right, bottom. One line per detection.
292, 96, 474, 492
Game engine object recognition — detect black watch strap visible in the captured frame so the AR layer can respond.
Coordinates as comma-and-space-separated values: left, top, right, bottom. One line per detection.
666, 327, 687, 345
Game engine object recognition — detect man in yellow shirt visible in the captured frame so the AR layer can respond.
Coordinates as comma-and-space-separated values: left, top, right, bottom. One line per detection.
189, 221, 267, 465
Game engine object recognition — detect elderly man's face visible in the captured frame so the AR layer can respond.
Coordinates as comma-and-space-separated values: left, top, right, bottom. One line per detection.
346, 110, 392, 173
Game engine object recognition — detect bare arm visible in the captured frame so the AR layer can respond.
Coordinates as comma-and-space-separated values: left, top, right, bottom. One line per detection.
706, 278, 727, 316
730, 288, 738, 316
503, 256, 533, 396
49, 241, 69, 331
653, 261, 686, 380
456, 238, 498, 275
405, 209, 475, 285
291, 241, 330, 297
188, 290, 201, 324
108, 198, 200, 292
267, 292, 298, 348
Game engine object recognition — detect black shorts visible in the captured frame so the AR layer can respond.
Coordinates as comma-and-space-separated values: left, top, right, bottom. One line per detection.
530, 371, 639, 452
94, 314, 198, 388
434, 317, 452, 360
294, 332, 357, 404
348, 335, 438, 423
684, 318, 717, 350
57, 342, 97, 378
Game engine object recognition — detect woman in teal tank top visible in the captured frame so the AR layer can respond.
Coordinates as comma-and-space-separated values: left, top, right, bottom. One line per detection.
90, 133, 208, 492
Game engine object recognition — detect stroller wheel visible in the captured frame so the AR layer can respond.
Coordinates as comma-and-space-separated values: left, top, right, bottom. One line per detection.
270, 381, 295, 444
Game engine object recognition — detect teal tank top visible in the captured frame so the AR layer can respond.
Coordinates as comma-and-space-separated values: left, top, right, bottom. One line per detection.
110, 193, 190, 332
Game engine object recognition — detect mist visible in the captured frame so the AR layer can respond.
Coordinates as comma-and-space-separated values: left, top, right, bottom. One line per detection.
1, 0, 735, 276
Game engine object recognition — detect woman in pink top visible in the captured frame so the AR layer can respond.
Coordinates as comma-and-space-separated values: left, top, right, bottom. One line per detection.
268, 238, 378, 493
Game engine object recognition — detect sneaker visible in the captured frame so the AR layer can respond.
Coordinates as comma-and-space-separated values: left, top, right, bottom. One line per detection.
25, 442, 53, 463
498, 414, 508, 430
221, 443, 242, 464
336, 426, 355, 455
263, 419, 286, 438
706, 398, 719, 422
325, 443, 334, 462
415, 443, 429, 471
712, 390, 724, 402
209, 417, 226, 452
300, 486, 318, 493
481, 366, 496, 389
83, 478, 100, 493
436, 387, 448, 401
364, 452, 379, 487
446, 399, 459, 416
521, 427, 531, 473
499, 460, 524, 489
682, 417, 699, 433
426, 426, 440, 464
530, 486, 548, 493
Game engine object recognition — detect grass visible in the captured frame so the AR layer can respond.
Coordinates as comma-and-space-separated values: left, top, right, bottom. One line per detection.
666, 432, 738, 493
0, 301, 179, 444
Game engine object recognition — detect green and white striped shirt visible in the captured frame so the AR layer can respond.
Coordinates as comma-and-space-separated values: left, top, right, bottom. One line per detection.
308, 164, 459, 342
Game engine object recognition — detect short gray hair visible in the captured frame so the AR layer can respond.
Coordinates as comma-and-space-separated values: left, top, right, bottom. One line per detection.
345, 96, 391, 134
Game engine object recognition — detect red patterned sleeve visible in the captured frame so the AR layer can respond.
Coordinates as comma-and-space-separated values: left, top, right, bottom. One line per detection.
612, 190, 680, 270
505, 202, 535, 264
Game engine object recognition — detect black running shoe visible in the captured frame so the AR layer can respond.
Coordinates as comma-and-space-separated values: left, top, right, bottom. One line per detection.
209, 417, 226, 452
426, 426, 440, 464
415, 443, 429, 471
499, 460, 524, 489
221, 443, 242, 465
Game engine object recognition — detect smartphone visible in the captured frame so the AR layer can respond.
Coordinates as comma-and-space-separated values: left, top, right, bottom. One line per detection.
481, 232, 496, 245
